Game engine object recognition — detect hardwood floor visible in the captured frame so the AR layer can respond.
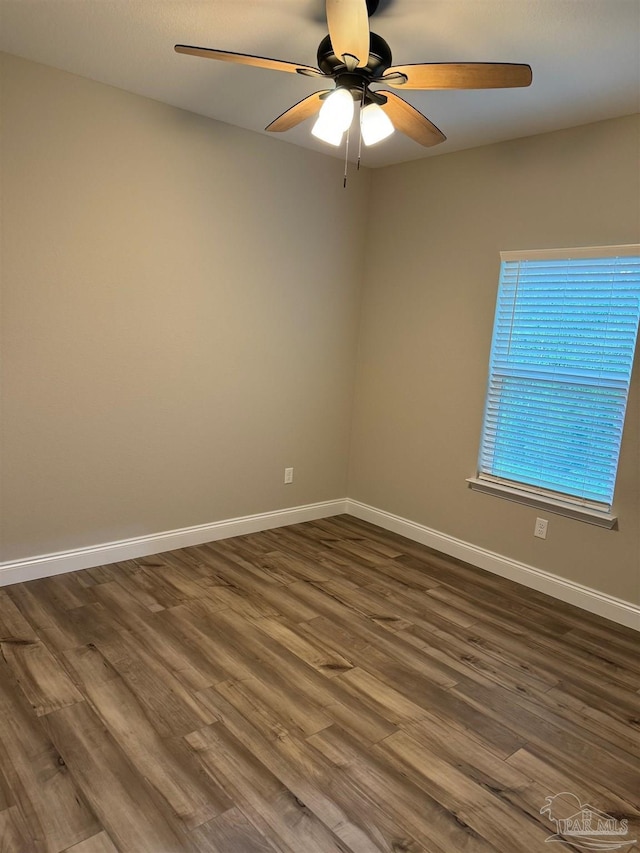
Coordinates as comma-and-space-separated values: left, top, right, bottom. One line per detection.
0, 514, 638, 852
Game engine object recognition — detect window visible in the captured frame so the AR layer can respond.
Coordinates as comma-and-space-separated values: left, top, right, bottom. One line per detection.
468, 245, 640, 526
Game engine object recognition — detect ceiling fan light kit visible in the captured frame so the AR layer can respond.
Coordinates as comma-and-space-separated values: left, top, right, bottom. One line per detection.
175, 0, 532, 169
311, 116, 345, 147
360, 102, 394, 146
311, 87, 356, 146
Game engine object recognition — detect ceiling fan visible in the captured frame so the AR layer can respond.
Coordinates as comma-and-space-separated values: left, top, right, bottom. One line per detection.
175, 0, 532, 151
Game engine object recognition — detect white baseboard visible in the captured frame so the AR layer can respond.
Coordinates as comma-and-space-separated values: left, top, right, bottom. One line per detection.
346, 499, 640, 632
0, 499, 348, 588
2, 496, 638, 632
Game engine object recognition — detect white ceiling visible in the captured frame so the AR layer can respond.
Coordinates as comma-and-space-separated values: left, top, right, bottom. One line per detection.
1, 0, 639, 168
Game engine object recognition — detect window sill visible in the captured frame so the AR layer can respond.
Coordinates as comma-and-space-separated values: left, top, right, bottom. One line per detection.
466, 477, 617, 528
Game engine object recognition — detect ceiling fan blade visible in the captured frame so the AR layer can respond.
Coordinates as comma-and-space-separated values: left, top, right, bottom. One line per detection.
382, 62, 533, 90
326, 0, 370, 68
174, 45, 323, 77
379, 91, 446, 147
266, 91, 330, 132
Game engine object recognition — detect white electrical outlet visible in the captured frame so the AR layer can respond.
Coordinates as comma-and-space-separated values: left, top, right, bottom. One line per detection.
534, 517, 548, 539
284, 467, 294, 484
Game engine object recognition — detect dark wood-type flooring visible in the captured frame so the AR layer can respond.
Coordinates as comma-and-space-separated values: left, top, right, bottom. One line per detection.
0, 515, 638, 852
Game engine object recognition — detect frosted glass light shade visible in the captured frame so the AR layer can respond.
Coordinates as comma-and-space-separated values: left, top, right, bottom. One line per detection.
311, 88, 354, 145
360, 102, 394, 146
311, 117, 344, 146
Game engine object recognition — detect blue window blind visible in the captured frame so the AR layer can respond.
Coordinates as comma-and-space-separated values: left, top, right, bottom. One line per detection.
478, 248, 640, 511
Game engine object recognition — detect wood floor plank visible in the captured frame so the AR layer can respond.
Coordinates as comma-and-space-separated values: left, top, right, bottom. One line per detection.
220, 674, 333, 739
94, 630, 216, 738
189, 548, 322, 621
63, 646, 232, 829
398, 621, 559, 697
367, 578, 476, 629
0, 659, 100, 852
253, 527, 356, 574
120, 563, 186, 610
375, 729, 554, 852
203, 584, 281, 619
0, 587, 85, 718
204, 608, 398, 745
288, 580, 461, 688
186, 723, 353, 853
453, 677, 640, 804
546, 677, 640, 732
0, 763, 13, 814
506, 747, 640, 842
253, 616, 355, 676
195, 688, 402, 853
402, 713, 534, 794
382, 723, 564, 853
260, 550, 336, 584
301, 611, 526, 758
0, 806, 34, 853
193, 685, 409, 852
0, 641, 83, 717
138, 560, 210, 602
62, 831, 119, 853
564, 626, 640, 672
188, 807, 280, 853
319, 578, 416, 632
426, 581, 573, 639
192, 542, 292, 586
104, 568, 169, 613
160, 602, 255, 685
431, 585, 640, 690
0, 590, 40, 641
81, 584, 220, 690
42, 702, 193, 853
346, 553, 443, 593
336, 666, 441, 725
518, 679, 640, 759
432, 615, 640, 707
0, 514, 637, 852
3, 577, 93, 654
309, 725, 496, 853
312, 518, 405, 560
36, 602, 121, 653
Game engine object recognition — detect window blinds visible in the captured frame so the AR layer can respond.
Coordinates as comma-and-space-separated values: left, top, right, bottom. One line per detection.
478, 248, 640, 510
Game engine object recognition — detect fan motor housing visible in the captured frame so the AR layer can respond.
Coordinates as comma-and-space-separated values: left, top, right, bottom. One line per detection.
316, 32, 392, 80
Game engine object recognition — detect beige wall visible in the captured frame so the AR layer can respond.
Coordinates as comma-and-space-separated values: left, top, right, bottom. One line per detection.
0, 52, 370, 560
349, 115, 640, 604
2, 52, 639, 608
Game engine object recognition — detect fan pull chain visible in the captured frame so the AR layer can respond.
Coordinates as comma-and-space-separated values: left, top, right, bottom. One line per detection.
357, 86, 366, 171
343, 128, 350, 188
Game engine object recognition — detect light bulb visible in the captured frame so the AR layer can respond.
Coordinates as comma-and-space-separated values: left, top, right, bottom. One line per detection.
311, 88, 354, 145
360, 102, 395, 146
